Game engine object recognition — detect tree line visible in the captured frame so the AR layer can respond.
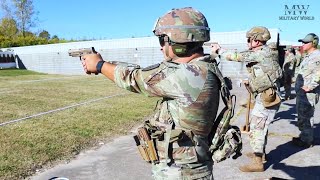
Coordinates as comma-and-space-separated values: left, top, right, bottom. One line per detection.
0, 0, 75, 48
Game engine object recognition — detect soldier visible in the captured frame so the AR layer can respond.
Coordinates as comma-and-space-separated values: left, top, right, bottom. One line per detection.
81, 7, 224, 179
268, 42, 278, 52
283, 47, 297, 100
292, 33, 320, 148
294, 46, 303, 67
211, 26, 282, 172
292, 47, 305, 83
292, 46, 303, 84
268, 42, 282, 91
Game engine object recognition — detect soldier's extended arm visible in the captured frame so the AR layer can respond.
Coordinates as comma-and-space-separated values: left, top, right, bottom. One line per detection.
69, 47, 140, 79
207, 43, 245, 61
69, 47, 140, 68
214, 48, 255, 62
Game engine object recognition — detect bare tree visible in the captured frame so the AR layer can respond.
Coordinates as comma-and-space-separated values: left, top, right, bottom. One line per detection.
6, 0, 38, 37
0, 0, 13, 18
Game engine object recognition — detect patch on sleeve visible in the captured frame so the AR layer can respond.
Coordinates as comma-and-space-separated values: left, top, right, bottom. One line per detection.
142, 63, 160, 71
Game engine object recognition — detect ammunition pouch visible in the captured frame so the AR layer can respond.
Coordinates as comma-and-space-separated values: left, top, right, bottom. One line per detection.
249, 58, 283, 94
134, 122, 200, 165
169, 129, 199, 165
249, 74, 274, 93
155, 128, 199, 165
211, 126, 242, 163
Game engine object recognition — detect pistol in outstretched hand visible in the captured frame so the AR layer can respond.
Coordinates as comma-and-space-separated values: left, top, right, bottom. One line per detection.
68, 47, 97, 59
68, 47, 99, 74
203, 41, 219, 47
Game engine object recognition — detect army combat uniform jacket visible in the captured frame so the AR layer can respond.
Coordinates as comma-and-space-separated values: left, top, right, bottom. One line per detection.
218, 45, 282, 94
294, 49, 320, 144
283, 52, 297, 77
114, 55, 221, 179
216, 45, 282, 154
295, 49, 320, 95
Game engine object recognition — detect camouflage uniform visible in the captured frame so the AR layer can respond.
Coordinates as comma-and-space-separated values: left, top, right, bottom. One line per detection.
292, 49, 303, 83
283, 50, 297, 99
268, 42, 281, 91
114, 55, 219, 179
210, 27, 282, 172
82, 7, 230, 179
295, 49, 302, 66
220, 45, 281, 154
268, 42, 278, 52
113, 7, 221, 179
295, 49, 320, 144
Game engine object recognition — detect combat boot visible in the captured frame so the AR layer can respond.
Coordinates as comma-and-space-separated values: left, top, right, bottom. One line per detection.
239, 153, 264, 172
245, 152, 267, 163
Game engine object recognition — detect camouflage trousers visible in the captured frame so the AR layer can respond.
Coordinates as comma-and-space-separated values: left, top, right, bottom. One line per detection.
249, 93, 280, 154
283, 73, 293, 98
151, 161, 213, 180
296, 92, 319, 144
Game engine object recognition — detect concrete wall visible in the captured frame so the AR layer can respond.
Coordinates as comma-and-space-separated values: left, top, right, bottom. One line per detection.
1, 29, 279, 80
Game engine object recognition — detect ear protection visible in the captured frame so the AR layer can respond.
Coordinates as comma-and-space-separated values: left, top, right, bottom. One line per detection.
308, 33, 319, 47
312, 35, 319, 47
171, 43, 188, 56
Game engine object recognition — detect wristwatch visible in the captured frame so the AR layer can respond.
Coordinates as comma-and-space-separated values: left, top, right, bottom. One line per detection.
96, 60, 105, 74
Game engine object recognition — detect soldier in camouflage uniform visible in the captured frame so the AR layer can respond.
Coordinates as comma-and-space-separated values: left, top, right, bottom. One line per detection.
292, 33, 320, 148
268, 42, 282, 91
81, 7, 224, 179
283, 47, 297, 100
292, 47, 303, 84
211, 26, 282, 172
295, 47, 303, 67
268, 42, 278, 52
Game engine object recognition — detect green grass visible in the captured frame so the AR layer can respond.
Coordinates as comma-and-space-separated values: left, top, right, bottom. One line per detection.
0, 69, 46, 76
0, 70, 157, 179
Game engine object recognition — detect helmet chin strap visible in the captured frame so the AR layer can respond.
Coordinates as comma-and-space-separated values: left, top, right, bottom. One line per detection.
164, 42, 172, 61
163, 36, 178, 61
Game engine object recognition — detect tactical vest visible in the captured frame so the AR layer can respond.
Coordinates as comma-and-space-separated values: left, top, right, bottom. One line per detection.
249, 47, 283, 93
134, 55, 242, 166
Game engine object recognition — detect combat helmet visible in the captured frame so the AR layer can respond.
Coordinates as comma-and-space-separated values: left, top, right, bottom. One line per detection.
246, 26, 271, 42
153, 7, 210, 43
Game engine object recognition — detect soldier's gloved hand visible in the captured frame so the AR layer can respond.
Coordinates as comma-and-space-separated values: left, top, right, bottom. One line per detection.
81, 53, 104, 74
